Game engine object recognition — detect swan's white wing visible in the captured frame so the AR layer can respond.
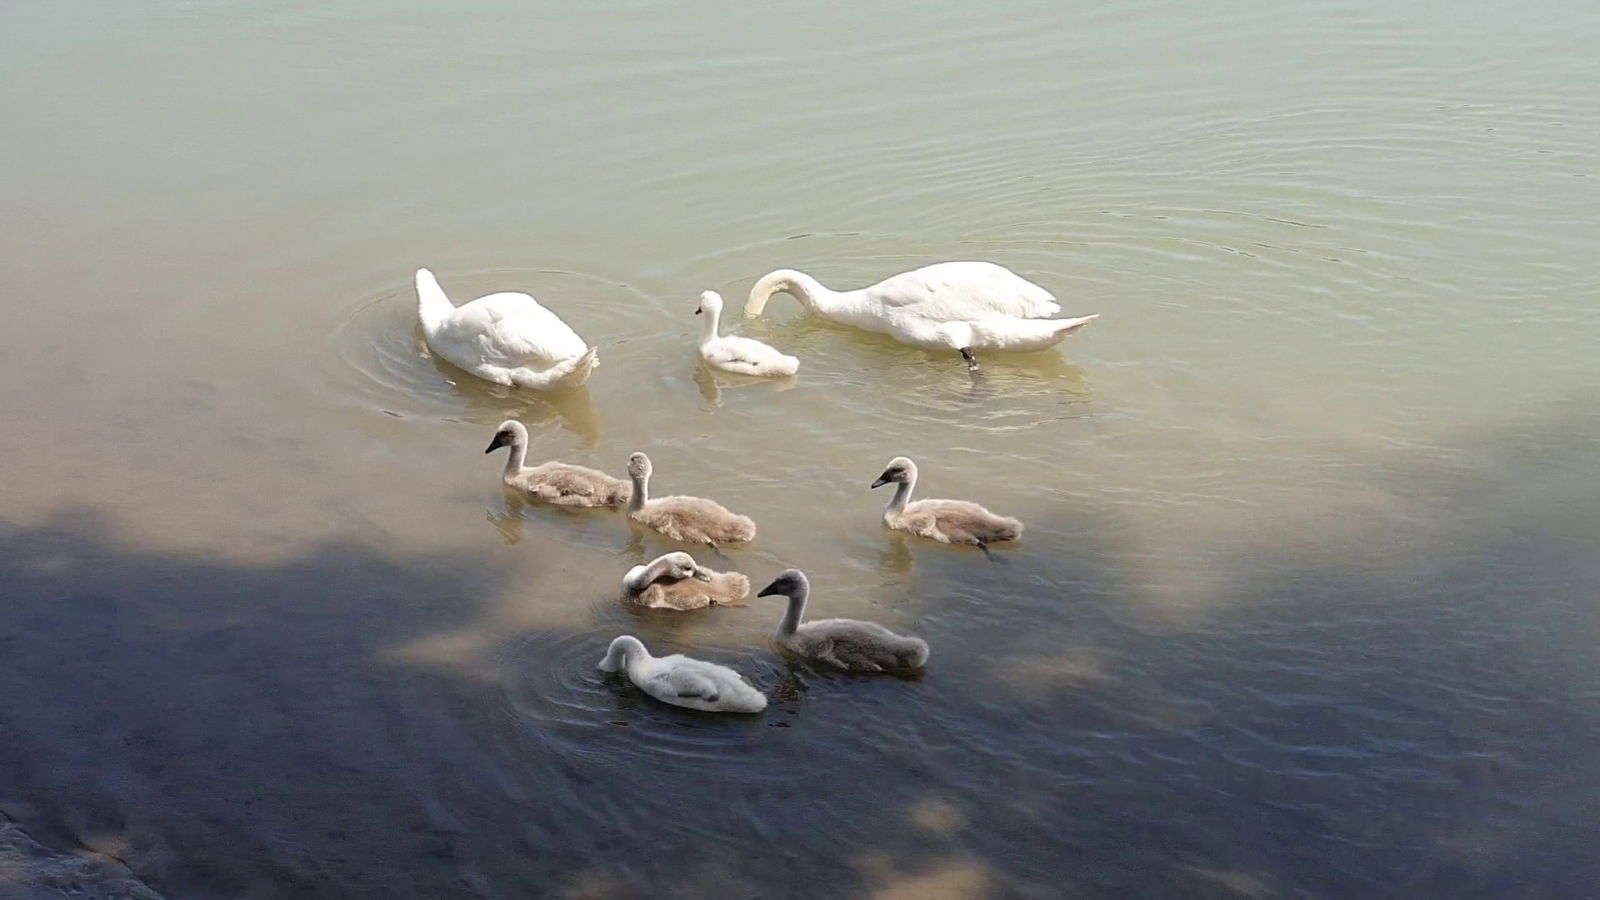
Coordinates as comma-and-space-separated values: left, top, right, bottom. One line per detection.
867, 261, 1061, 320
704, 336, 792, 369
660, 664, 722, 701
446, 292, 588, 365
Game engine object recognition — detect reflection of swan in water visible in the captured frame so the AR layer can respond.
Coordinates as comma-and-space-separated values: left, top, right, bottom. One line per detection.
419, 336, 602, 446
485, 498, 527, 546
484, 486, 625, 547
876, 530, 915, 576
691, 359, 798, 409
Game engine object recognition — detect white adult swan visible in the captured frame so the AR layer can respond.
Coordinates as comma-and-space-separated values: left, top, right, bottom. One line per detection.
597, 635, 767, 713
694, 291, 799, 377
871, 456, 1023, 548
745, 261, 1098, 371
757, 570, 930, 672
484, 420, 629, 507
415, 268, 599, 390
622, 552, 751, 610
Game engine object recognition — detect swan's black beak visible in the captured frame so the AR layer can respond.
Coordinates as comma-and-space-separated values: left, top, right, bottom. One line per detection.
694, 307, 703, 315
692, 567, 714, 583
756, 579, 784, 597
871, 474, 891, 489
484, 432, 511, 454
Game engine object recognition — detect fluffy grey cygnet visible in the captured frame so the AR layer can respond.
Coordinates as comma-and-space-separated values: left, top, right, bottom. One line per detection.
484, 420, 629, 507
625, 452, 757, 546
757, 569, 929, 672
871, 456, 1022, 547
622, 552, 751, 610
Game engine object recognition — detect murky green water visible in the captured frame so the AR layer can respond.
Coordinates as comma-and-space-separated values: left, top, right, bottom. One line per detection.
2, 1, 1597, 897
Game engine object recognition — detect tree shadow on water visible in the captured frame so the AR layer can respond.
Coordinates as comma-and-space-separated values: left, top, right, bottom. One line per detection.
2, 397, 1599, 900
922, 397, 1600, 899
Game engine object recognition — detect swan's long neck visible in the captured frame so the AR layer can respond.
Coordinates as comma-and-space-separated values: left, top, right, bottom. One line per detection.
747, 269, 836, 317
698, 304, 723, 347
502, 431, 529, 479
884, 476, 915, 516
627, 470, 649, 513
624, 557, 671, 591
777, 588, 808, 638
415, 269, 456, 333
600, 638, 644, 672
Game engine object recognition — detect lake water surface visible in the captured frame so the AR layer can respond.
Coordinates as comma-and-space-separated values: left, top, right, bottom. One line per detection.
2, 1, 1598, 897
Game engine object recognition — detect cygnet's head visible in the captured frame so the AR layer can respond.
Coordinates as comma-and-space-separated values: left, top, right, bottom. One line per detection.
757, 568, 809, 599
659, 552, 712, 582
871, 456, 917, 488
485, 420, 526, 454
626, 451, 653, 479
694, 290, 724, 317
598, 635, 646, 671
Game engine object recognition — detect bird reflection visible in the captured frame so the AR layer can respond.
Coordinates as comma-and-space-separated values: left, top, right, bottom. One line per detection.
877, 531, 915, 576
485, 492, 529, 545
693, 361, 798, 410
425, 345, 604, 447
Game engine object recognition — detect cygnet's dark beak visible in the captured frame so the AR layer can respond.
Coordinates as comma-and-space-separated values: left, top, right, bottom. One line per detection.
694, 307, 703, 315
756, 579, 785, 597
692, 567, 714, 583
871, 474, 892, 489
485, 432, 510, 454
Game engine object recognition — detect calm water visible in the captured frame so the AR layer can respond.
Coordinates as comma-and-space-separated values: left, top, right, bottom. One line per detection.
2, 1, 1598, 897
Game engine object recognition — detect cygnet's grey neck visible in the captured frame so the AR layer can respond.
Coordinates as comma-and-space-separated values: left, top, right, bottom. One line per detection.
777, 587, 808, 638
626, 556, 672, 591
884, 477, 915, 516
627, 470, 649, 513
502, 432, 529, 479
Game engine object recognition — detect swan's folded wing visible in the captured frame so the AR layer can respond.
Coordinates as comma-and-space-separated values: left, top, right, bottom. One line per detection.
664, 668, 722, 701
871, 262, 1061, 320
704, 337, 765, 368
457, 293, 588, 364
537, 466, 613, 500
824, 634, 889, 672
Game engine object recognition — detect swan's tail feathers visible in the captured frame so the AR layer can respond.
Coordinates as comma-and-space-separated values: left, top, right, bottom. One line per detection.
1053, 313, 1099, 336
414, 268, 455, 330
540, 346, 600, 389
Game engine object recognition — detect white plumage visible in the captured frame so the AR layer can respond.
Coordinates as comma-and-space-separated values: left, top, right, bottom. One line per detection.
415, 268, 598, 390
597, 636, 767, 713
694, 291, 798, 377
744, 261, 1098, 371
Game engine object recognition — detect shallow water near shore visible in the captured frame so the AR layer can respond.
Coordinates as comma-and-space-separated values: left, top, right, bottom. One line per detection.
2, 0, 1599, 897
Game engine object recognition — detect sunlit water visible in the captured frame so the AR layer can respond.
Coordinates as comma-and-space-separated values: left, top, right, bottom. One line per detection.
2, 0, 1598, 897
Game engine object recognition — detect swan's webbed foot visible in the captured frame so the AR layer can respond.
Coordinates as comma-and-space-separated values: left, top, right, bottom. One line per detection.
959, 347, 980, 372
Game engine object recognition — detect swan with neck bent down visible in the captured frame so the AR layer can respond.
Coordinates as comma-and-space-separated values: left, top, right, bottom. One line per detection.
597, 635, 767, 713
745, 261, 1098, 372
415, 268, 599, 390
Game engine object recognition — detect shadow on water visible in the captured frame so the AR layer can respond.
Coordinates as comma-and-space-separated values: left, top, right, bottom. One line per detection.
2, 399, 1599, 898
